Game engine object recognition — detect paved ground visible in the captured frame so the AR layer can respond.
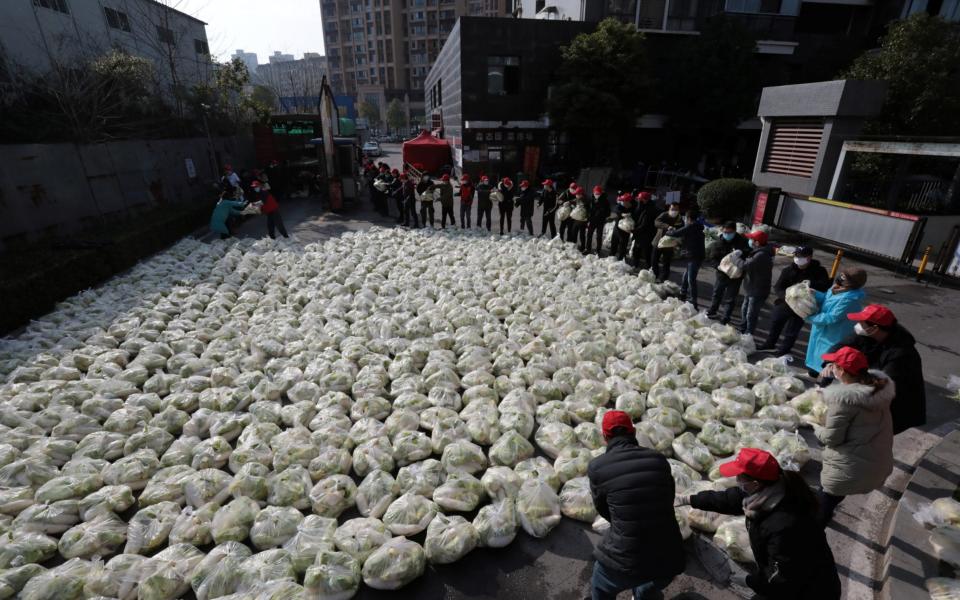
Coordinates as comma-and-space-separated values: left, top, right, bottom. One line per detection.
208, 143, 960, 599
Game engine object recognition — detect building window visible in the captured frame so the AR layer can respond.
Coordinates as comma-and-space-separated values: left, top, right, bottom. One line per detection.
34, 0, 69, 13
725, 0, 781, 14
487, 56, 520, 96
194, 39, 209, 54
157, 26, 175, 45
762, 118, 824, 178
104, 7, 131, 31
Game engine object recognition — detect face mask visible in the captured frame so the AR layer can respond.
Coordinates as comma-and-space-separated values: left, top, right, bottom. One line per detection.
854, 322, 873, 336
594, 194, 602, 199
794, 257, 810, 267
737, 482, 759, 495
722, 232, 735, 241
668, 209, 679, 217
748, 239, 757, 249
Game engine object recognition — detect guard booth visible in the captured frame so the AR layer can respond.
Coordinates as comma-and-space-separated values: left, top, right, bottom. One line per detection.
751, 80, 960, 276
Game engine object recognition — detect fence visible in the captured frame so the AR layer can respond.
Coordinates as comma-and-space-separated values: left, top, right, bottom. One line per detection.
0, 135, 254, 252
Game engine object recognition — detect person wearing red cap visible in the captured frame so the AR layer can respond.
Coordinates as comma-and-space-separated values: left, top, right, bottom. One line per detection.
497, 177, 515, 235
706, 221, 750, 324
815, 346, 894, 525
610, 193, 635, 261
586, 411, 684, 600
830, 304, 924, 433
221, 163, 241, 192
476, 175, 493, 230
537, 179, 558, 237
585, 185, 611, 256
630, 191, 659, 269
416, 172, 436, 228
556, 182, 579, 242
400, 172, 419, 228
650, 200, 683, 282
803, 266, 867, 375
209, 188, 247, 239
515, 180, 536, 235
737, 229, 775, 335
387, 169, 404, 224
436, 173, 456, 228
459, 174, 475, 229
677, 448, 840, 599
251, 180, 288, 239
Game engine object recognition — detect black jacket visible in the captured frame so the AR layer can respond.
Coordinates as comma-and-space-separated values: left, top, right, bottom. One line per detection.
497, 183, 515, 208
708, 233, 750, 264
652, 211, 683, 248
669, 221, 705, 261
538, 188, 558, 213
691, 487, 840, 600
741, 244, 775, 298
588, 195, 611, 224
772, 259, 831, 301
634, 202, 659, 237
832, 324, 926, 433
476, 182, 493, 206
515, 188, 536, 216
587, 436, 685, 580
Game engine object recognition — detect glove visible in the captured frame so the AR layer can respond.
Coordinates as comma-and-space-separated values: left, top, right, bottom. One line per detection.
732, 249, 743, 257
673, 495, 690, 507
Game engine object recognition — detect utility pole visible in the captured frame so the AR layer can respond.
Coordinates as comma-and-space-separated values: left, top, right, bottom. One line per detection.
200, 103, 218, 181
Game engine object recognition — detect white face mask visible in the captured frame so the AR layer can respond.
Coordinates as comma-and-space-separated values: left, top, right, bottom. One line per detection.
794, 257, 810, 267
854, 322, 873, 336
748, 239, 757, 249
668, 209, 679, 217
594, 194, 601, 199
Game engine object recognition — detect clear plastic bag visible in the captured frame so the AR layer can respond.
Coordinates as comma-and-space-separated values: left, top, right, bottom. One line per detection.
516, 479, 562, 538
356, 470, 399, 519
362, 536, 426, 590
383, 493, 437, 536
424, 513, 479, 564
333, 517, 390, 563
282, 515, 338, 574
559, 477, 597, 523
473, 499, 518, 548
304, 550, 361, 600
58, 511, 128, 558
124, 501, 180, 555
433, 472, 484, 512
190, 542, 251, 600
714, 517, 755, 563
250, 506, 305, 550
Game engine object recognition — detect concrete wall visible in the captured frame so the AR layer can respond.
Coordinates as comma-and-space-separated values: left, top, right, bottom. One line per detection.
0, 135, 253, 251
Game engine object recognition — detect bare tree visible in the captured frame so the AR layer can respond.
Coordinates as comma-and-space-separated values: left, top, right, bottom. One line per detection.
258, 57, 326, 114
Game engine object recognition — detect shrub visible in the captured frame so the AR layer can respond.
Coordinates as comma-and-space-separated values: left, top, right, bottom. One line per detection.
696, 179, 755, 221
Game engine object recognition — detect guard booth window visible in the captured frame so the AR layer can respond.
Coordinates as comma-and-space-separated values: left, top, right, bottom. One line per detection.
487, 56, 520, 96
762, 118, 824, 178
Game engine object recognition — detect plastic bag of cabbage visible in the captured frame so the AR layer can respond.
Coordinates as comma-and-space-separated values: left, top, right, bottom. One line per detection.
785, 281, 818, 319
0, 226, 826, 593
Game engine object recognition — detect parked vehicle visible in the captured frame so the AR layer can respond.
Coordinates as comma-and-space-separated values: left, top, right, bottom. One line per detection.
362, 141, 382, 157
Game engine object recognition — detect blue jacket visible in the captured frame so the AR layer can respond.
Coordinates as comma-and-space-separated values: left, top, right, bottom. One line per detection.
210, 198, 245, 234
804, 288, 866, 372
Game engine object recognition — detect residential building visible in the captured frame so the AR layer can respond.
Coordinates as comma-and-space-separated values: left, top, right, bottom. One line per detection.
257, 53, 329, 113
319, 0, 510, 128
0, 0, 213, 89
269, 50, 296, 63
424, 17, 593, 178
232, 48, 259, 75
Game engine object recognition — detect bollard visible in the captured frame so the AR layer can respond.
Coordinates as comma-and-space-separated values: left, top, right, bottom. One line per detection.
829, 249, 844, 280
917, 245, 933, 281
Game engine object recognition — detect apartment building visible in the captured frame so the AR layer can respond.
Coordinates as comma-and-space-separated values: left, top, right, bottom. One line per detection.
319, 0, 509, 123
0, 0, 213, 89
257, 53, 329, 113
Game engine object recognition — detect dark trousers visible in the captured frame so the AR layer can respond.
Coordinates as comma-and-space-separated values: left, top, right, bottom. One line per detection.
708, 272, 742, 323
520, 213, 534, 235
740, 294, 766, 335
612, 228, 631, 260
441, 204, 455, 228
541, 211, 556, 237
460, 203, 472, 228
576, 221, 589, 250
651, 247, 674, 281
404, 199, 419, 227
591, 561, 671, 600
680, 260, 702, 308
632, 230, 654, 267
559, 218, 573, 242
762, 302, 805, 353
477, 202, 492, 230
266, 211, 288, 238
395, 195, 405, 223
499, 206, 513, 234
372, 189, 385, 214
420, 203, 435, 227
586, 221, 604, 254
817, 489, 845, 527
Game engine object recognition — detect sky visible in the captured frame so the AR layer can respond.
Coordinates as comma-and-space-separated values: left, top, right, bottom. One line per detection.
176, 0, 325, 64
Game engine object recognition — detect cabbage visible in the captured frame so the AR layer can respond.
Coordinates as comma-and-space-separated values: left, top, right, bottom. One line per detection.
424, 513, 479, 564
785, 281, 818, 319
516, 479, 561, 538
383, 493, 438, 536
714, 517, 754, 563
559, 477, 597, 523
473, 499, 518, 548
433, 472, 484, 512
362, 536, 426, 590
333, 517, 390, 563
305, 550, 361, 600
672, 432, 715, 473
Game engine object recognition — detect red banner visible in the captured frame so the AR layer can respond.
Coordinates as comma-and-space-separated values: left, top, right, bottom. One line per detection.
753, 191, 768, 225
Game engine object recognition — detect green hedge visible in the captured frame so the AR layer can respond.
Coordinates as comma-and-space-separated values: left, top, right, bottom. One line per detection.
696, 178, 756, 221
0, 201, 214, 336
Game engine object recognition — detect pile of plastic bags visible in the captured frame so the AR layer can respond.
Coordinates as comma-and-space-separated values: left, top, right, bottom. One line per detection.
0, 226, 824, 596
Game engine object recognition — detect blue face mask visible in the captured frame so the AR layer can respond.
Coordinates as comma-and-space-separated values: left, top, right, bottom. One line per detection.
748, 239, 757, 249
722, 232, 735, 242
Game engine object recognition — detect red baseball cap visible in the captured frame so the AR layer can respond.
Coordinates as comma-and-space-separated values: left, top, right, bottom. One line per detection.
821, 346, 869, 375
543, 179, 554, 187
520, 180, 530, 188
847, 304, 896, 327
502, 177, 513, 186
635, 191, 651, 202
744, 230, 769, 245
251, 180, 262, 188
601, 410, 635, 438
441, 174, 450, 181
593, 185, 603, 195
480, 175, 489, 182
718, 448, 781, 481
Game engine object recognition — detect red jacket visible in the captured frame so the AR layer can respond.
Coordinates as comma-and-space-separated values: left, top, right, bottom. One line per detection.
260, 191, 279, 214
460, 183, 475, 205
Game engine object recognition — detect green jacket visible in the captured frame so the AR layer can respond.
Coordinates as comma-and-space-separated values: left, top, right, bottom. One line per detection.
436, 181, 454, 207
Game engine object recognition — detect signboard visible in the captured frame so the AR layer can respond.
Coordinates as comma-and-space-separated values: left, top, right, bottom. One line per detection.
184, 158, 196, 179
753, 191, 768, 225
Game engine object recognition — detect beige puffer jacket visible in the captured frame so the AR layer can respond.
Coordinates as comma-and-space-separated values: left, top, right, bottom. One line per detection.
816, 370, 895, 497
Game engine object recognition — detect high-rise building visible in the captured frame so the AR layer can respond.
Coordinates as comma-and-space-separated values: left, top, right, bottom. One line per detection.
319, 0, 509, 125
269, 51, 296, 63
232, 49, 259, 75
257, 54, 329, 113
